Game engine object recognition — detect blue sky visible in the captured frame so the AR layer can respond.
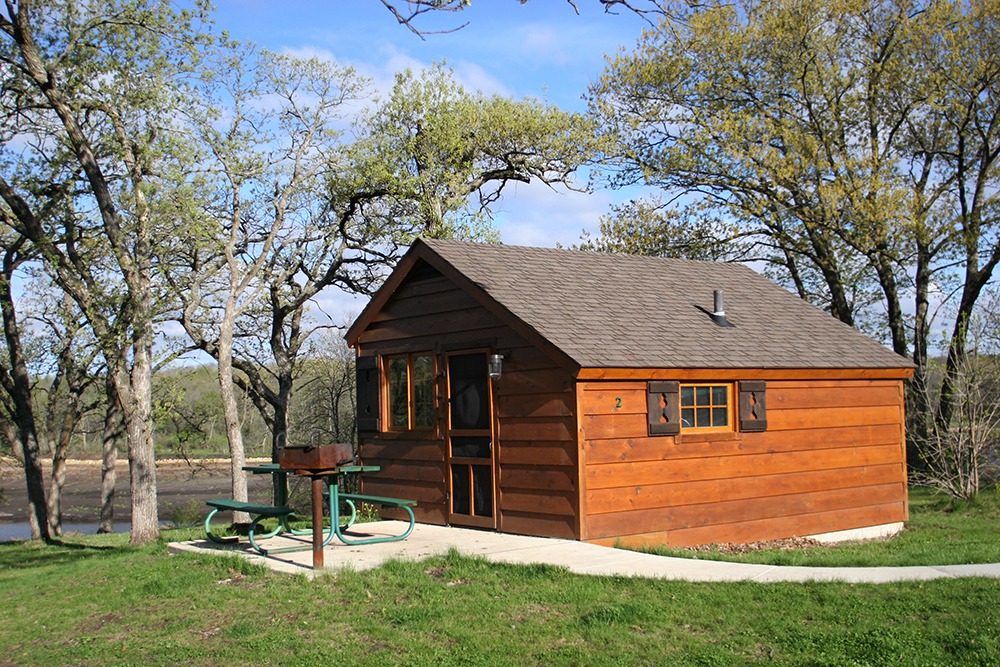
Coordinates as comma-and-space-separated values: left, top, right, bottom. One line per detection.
211, 0, 650, 249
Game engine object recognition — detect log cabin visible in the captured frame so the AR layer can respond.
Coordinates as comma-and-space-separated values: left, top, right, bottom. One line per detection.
345, 238, 914, 548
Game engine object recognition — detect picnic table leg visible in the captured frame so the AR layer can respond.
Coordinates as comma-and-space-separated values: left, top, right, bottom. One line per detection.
311, 475, 324, 569
276, 470, 291, 532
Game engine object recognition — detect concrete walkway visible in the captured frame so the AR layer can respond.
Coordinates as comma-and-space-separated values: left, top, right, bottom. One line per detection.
168, 520, 1000, 583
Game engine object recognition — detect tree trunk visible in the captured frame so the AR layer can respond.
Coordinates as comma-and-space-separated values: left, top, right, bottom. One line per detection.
937, 256, 999, 431
123, 336, 159, 545
48, 448, 68, 536
217, 318, 250, 524
47, 382, 83, 536
906, 241, 934, 470
872, 249, 908, 358
808, 226, 855, 326
0, 254, 50, 542
98, 375, 122, 533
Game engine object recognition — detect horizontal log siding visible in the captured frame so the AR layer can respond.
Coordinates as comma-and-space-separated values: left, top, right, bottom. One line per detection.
494, 344, 578, 539
579, 378, 908, 547
357, 272, 578, 538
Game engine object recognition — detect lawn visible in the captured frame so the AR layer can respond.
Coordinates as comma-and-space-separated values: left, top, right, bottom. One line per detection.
636, 486, 1000, 567
0, 487, 998, 666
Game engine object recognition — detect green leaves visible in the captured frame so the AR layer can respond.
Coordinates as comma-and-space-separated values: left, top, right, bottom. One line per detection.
353, 62, 599, 240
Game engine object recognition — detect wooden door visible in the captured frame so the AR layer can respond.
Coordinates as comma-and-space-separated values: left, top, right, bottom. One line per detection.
446, 351, 496, 528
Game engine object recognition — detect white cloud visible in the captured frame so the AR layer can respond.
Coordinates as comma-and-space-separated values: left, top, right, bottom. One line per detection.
491, 180, 620, 248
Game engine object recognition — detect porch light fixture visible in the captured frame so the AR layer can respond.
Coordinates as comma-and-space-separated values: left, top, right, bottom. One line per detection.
488, 353, 505, 380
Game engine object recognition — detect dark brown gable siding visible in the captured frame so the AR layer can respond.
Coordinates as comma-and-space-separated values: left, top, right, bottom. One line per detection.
356, 271, 578, 538
579, 377, 908, 547
495, 343, 577, 539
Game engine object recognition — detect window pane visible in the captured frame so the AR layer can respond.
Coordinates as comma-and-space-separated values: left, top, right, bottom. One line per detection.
681, 386, 694, 406
712, 386, 728, 405
412, 354, 435, 428
712, 407, 728, 427
472, 465, 493, 517
472, 466, 493, 516
696, 386, 711, 405
681, 408, 694, 427
449, 353, 489, 430
696, 407, 711, 426
387, 357, 409, 429
451, 464, 469, 515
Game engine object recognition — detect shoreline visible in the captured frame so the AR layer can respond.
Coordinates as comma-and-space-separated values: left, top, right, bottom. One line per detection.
1, 457, 275, 526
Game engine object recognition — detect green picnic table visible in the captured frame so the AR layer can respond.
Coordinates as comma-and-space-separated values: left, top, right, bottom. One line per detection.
204, 462, 416, 569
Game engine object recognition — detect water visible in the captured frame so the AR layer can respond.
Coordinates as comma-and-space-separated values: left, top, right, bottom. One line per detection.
0, 522, 130, 541
0, 520, 218, 541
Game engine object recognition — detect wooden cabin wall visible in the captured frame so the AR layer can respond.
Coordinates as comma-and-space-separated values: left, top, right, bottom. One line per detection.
494, 343, 577, 539
355, 267, 578, 538
579, 377, 909, 548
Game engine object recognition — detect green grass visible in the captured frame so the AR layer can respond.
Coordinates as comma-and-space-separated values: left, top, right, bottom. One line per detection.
2, 488, 1000, 666
1, 534, 999, 666
634, 486, 1000, 567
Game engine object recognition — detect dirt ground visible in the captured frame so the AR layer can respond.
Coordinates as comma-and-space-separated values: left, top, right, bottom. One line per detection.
0, 458, 274, 526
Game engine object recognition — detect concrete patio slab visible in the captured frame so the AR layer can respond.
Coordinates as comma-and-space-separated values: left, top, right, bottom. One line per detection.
168, 520, 1000, 583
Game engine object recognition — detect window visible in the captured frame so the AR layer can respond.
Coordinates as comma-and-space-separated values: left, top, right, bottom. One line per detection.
386, 353, 435, 430
680, 383, 732, 430
648, 380, 765, 437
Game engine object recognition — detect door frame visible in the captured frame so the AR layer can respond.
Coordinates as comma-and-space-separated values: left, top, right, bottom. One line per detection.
444, 349, 498, 529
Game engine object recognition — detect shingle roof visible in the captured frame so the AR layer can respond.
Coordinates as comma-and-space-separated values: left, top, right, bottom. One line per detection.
379, 238, 913, 370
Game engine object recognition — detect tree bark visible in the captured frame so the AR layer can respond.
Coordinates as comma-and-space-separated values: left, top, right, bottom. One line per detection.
0, 247, 50, 542
217, 318, 249, 524
98, 375, 121, 534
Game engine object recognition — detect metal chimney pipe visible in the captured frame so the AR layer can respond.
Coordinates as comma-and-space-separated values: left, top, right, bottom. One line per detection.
710, 289, 735, 327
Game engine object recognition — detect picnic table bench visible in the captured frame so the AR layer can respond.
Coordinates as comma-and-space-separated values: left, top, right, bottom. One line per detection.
334, 492, 416, 545
204, 499, 297, 553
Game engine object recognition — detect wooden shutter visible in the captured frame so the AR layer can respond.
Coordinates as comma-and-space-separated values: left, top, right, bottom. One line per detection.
356, 356, 380, 433
647, 381, 681, 436
739, 380, 767, 432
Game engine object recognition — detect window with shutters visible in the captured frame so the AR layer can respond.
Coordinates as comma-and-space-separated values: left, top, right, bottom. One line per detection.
385, 352, 435, 431
648, 380, 766, 437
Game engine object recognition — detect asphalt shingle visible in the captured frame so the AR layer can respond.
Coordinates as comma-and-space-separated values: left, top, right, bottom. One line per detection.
411, 238, 912, 370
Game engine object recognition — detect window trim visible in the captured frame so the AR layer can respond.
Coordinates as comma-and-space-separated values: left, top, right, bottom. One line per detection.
679, 382, 735, 433
383, 352, 436, 432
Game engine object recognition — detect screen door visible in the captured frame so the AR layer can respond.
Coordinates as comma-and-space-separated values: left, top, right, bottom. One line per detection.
446, 352, 496, 528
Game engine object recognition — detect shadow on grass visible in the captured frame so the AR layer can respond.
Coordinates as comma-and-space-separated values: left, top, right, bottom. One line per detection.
0, 536, 133, 571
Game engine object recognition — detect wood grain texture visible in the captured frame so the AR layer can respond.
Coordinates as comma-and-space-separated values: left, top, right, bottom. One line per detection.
589, 503, 906, 548
578, 378, 908, 545
357, 269, 580, 538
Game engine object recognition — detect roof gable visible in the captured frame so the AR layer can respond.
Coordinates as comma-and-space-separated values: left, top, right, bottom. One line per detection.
348, 238, 913, 371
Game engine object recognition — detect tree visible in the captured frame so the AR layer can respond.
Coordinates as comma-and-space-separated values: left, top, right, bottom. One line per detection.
588, 0, 1000, 459
34, 292, 101, 535
912, 293, 1000, 499
357, 63, 597, 237
170, 43, 371, 520
0, 229, 48, 540
292, 331, 358, 448
0, 0, 211, 544
171, 59, 597, 498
